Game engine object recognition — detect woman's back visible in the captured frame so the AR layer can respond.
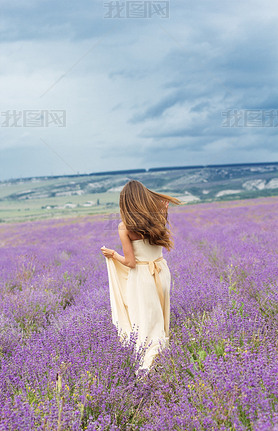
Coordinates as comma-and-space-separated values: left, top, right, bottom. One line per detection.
131, 238, 163, 261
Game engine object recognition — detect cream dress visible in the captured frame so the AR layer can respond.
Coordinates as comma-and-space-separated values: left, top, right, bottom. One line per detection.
104, 238, 171, 371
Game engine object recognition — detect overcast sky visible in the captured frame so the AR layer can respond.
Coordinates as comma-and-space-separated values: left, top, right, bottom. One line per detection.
1, 0, 278, 180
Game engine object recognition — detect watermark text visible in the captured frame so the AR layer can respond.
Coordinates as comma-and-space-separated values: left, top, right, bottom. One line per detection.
221, 109, 278, 127
103, 0, 169, 19
0, 110, 66, 127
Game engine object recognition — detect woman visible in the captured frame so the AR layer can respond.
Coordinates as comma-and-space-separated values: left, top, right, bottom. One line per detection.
101, 180, 182, 374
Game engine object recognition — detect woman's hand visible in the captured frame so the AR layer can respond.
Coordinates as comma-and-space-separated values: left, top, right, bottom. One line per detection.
101, 246, 115, 258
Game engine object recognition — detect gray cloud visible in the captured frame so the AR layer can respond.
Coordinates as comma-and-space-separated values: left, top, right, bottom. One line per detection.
1, 0, 278, 180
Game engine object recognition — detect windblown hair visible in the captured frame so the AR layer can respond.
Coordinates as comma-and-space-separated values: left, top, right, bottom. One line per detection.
119, 180, 183, 251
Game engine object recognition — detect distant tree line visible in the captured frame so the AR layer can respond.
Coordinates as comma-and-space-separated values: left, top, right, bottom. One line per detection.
5, 161, 278, 183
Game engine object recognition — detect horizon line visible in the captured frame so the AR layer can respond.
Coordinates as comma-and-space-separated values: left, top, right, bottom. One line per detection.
1, 160, 278, 183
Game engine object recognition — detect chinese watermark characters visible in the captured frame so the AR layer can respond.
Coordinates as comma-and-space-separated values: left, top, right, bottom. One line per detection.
221, 109, 278, 127
103, 0, 169, 18
0, 110, 66, 127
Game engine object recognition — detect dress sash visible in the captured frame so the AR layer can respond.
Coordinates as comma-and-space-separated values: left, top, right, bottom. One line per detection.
135, 256, 164, 311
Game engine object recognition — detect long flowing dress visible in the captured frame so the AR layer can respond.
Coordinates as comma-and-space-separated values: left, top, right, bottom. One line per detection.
104, 238, 171, 371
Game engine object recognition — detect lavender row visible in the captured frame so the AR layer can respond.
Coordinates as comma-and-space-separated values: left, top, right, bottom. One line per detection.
0, 197, 277, 430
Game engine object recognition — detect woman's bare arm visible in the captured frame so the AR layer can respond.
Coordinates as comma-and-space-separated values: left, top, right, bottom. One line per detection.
100, 222, 136, 268
116, 222, 136, 268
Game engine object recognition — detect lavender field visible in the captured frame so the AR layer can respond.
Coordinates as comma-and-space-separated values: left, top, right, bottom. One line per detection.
0, 196, 278, 430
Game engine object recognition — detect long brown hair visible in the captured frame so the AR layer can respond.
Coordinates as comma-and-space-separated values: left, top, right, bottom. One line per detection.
119, 180, 182, 251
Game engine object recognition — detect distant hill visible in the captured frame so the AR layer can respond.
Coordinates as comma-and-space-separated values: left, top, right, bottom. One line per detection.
1, 162, 278, 222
